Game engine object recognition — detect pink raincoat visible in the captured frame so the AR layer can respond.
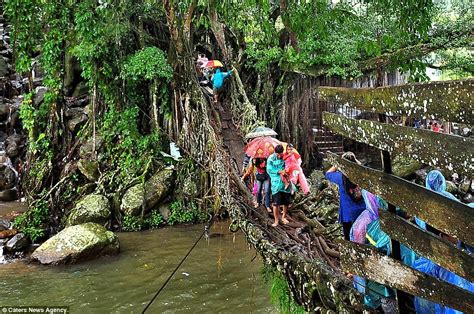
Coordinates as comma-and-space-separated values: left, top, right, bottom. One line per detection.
283, 152, 309, 194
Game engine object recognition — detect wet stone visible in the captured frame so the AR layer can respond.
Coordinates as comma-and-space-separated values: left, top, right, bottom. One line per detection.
34, 86, 48, 105
5, 233, 29, 252
5, 141, 18, 158
0, 189, 17, 202
0, 218, 10, 231
0, 103, 8, 120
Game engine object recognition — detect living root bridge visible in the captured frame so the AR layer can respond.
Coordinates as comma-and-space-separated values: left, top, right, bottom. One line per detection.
229, 172, 363, 312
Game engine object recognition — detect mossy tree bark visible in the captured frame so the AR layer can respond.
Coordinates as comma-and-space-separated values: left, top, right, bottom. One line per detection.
162, 0, 233, 211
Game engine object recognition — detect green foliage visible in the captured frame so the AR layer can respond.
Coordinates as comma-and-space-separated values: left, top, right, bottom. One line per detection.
18, 93, 35, 136
246, 46, 282, 72
122, 209, 164, 232
226, 0, 470, 78
167, 200, 207, 225
100, 105, 162, 188
261, 264, 306, 314
122, 214, 144, 232
147, 209, 164, 228
436, 48, 474, 79
4, 0, 41, 72
13, 200, 49, 243
121, 47, 172, 82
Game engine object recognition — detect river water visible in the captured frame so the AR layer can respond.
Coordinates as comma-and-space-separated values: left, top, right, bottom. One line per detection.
0, 220, 275, 313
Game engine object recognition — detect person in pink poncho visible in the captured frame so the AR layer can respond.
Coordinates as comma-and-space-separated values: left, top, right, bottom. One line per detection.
281, 144, 310, 194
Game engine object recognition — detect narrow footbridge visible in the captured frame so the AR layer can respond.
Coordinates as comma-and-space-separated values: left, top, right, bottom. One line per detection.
226, 78, 474, 312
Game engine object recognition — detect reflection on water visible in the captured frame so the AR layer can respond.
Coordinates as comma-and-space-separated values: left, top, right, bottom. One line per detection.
0, 221, 275, 313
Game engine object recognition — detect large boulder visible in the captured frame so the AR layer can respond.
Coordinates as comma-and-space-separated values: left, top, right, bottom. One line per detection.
67, 194, 110, 227
392, 155, 423, 178
121, 167, 175, 216
31, 223, 119, 265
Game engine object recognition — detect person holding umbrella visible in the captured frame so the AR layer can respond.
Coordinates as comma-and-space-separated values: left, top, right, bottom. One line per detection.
267, 144, 292, 227
243, 136, 281, 213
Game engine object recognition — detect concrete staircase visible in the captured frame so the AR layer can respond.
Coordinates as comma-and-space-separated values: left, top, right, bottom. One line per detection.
313, 128, 344, 155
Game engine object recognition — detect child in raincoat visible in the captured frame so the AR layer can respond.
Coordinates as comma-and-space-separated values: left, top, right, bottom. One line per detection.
281, 144, 309, 194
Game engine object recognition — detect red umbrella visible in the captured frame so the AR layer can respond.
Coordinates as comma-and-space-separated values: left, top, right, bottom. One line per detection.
244, 136, 282, 158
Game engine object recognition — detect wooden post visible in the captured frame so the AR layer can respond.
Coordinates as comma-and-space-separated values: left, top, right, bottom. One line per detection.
378, 107, 408, 312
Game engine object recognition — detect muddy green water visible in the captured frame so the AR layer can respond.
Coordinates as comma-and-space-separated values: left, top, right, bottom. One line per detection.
0, 220, 276, 313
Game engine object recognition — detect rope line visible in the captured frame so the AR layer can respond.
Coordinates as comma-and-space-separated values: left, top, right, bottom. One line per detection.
142, 216, 215, 313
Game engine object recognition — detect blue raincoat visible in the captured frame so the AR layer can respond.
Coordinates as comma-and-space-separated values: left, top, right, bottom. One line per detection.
425, 170, 457, 200
266, 153, 290, 195
415, 170, 459, 230
212, 69, 232, 90
414, 171, 472, 313
414, 257, 474, 313
325, 171, 366, 223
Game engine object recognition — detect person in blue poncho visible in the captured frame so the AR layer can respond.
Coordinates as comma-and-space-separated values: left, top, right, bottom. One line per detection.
212, 68, 232, 103
267, 144, 292, 227
325, 152, 366, 240
413, 235, 474, 314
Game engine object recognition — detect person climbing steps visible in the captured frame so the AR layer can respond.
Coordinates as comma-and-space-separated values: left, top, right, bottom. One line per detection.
212, 68, 233, 104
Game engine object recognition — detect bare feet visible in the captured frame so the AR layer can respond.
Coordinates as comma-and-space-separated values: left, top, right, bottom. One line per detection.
266, 207, 272, 213
271, 221, 278, 227
281, 217, 289, 225
253, 200, 258, 208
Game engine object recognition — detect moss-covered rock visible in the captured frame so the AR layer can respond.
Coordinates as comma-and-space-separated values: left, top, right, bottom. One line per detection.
31, 222, 119, 265
77, 158, 100, 182
445, 180, 457, 194
121, 167, 175, 216
79, 135, 104, 159
392, 154, 423, 178
67, 194, 110, 227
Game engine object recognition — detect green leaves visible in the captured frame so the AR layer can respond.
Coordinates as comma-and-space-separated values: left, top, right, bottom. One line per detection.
121, 47, 173, 82
13, 200, 49, 242
167, 200, 207, 225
